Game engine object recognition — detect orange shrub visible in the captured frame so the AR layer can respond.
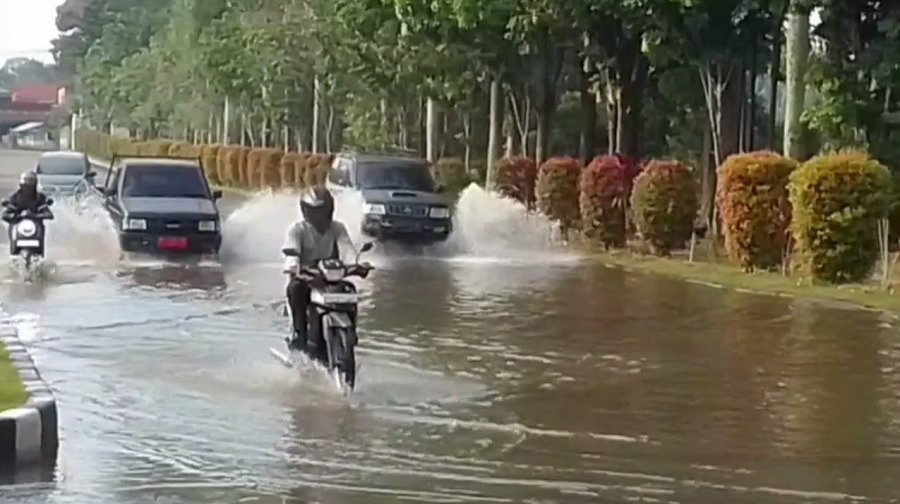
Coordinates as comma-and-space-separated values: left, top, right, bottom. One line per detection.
215, 146, 231, 184
716, 151, 798, 271
304, 154, 333, 186
579, 155, 631, 249
493, 156, 537, 207
536, 156, 581, 234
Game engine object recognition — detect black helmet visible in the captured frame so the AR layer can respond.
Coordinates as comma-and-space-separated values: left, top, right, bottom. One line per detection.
19, 171, 37, 190
300, 186, 334, 233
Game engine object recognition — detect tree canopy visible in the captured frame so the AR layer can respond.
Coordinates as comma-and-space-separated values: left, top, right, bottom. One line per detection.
50, 0, 900, 172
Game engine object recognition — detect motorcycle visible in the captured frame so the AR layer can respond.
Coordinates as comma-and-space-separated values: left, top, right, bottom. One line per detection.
270, 242, 375, 394
1, 198, 54, 271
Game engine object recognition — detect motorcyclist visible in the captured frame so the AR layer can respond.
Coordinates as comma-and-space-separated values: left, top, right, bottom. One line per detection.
2, 171, 52, 254
283, 186, 357, 361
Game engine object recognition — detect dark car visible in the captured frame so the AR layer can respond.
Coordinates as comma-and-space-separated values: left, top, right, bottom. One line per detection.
327, 152, 453, 244
99, 156, 223, 255
35, 151, 97, 197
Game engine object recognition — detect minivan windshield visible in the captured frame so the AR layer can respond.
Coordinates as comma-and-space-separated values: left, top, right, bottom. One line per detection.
36, 156, 87, 176
356, 161, 435, 192
121, 164, 210, 198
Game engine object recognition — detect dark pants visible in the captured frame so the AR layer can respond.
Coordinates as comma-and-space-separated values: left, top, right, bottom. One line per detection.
286, 277, 328, 360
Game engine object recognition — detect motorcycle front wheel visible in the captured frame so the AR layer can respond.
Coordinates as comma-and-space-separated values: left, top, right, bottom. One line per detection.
328, 327, 357, 391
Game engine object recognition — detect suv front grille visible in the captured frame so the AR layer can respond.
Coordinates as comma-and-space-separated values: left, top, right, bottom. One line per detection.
386, 204, 428, 217
148, 218, 197, 235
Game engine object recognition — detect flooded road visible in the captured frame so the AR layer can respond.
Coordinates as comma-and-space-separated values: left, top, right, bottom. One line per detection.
1, 148, 900, 503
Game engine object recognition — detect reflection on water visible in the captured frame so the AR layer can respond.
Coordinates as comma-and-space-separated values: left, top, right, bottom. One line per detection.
115, 264, 228, 293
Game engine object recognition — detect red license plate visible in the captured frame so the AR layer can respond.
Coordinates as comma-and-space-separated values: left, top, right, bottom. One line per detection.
157, 237, 188, 250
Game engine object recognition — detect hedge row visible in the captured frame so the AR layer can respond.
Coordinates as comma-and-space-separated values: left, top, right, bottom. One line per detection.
497, 149, 893, 285
75, 130, 895, 284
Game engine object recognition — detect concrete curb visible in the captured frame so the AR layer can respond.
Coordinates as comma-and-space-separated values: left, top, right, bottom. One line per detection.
0, 327, 58, 468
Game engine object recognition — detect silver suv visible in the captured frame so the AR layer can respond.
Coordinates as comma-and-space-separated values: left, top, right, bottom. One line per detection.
326, 152, 453, 244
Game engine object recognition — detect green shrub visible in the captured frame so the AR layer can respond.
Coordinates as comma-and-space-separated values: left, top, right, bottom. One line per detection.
432, 157, 472, 195
579, 155, 630, 249
789, 150, 892, 283
631, 160, 698, 256
716, 151, 798, 271
536, 156, 581, 235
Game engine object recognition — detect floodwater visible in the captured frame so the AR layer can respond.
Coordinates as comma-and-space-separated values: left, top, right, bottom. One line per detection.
1, 148, 900, 503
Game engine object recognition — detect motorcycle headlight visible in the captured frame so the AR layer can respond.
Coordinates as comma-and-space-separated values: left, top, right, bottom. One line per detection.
429, 206, 450, 219
198, 220, 217, 232
363, 203, 386, 215
124, 218, 147, 230
16, 220, 36, 237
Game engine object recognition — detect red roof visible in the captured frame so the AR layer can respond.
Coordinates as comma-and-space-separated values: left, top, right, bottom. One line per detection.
10, 85, 61, 105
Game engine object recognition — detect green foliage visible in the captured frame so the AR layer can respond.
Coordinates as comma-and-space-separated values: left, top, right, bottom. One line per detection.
431, 158, 473, 196
536, 156, 581, 234
716, 151, 798, 271
789, 150, 893, 283
631, 160, 698, 256
579, 155, 631, 249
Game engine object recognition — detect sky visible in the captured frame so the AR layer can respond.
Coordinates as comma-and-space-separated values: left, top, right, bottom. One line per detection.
0, 0, 65, 64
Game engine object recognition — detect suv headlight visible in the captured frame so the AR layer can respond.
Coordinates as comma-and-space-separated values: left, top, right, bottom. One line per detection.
124, 218, 147, 230
198, 220, 217, 232
363, 203, 386, 215
429, 206, 450, 219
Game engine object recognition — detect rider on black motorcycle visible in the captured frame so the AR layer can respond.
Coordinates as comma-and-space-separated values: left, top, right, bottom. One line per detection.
2, 171, 52, 254
283, 186, 357, 361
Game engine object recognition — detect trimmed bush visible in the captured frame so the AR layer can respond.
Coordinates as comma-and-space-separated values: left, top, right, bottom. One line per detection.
789, 150, 893, 283
493, 156, 537, 207
716, 151, 798, 271
536, 156, 581, 235
280, 153, 303, 188
432, 158, 472, 194
580, 155, 631, 249
201, 145, 222, 184
304, 154, 333, 186
631, 160, 698, 256
255, 148, 283, 189
246, 149, 262, 189
216, 147, 230, 185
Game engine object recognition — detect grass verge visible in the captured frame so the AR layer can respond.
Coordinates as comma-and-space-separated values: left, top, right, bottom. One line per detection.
590, 248, 900, 313
0, 342, 27, 411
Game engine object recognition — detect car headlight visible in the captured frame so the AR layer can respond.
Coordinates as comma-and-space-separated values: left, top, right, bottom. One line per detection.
198, 220, 217, 232
16, 220, 36, 237
363, 203, 386, 215
124, 218, 147, 230
429, 206, 450, 219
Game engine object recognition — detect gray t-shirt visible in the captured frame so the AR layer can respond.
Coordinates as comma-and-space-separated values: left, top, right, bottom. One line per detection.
281, 220, 355, 272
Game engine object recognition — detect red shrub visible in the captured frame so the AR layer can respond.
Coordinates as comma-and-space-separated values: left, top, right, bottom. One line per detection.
579, 155, 633, 248
493, 156, 537, 208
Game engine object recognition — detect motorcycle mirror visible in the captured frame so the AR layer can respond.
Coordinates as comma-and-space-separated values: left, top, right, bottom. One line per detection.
281, 247, 300, 257
0, 200, 8, 208
360, 242, 374, 253
45, 197, 54, 206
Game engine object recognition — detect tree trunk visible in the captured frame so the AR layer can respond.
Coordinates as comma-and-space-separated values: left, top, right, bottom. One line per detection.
484, 77, 503, 190
783, 4, 810, 159
426, 97, 437, 161
578, 67, 597, 164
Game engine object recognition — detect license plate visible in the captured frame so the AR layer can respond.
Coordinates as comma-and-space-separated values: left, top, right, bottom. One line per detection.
17, 239, 39, 247
157, 237, 188, 250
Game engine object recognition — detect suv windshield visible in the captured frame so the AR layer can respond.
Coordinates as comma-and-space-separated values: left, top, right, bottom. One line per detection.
37, 156, 86, 175
356, 161, 435, 191
121, 164, 209, 198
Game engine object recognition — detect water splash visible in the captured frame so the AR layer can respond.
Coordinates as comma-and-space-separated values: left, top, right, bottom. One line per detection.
45, 194, 121, 264
219, 184, 577, 264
